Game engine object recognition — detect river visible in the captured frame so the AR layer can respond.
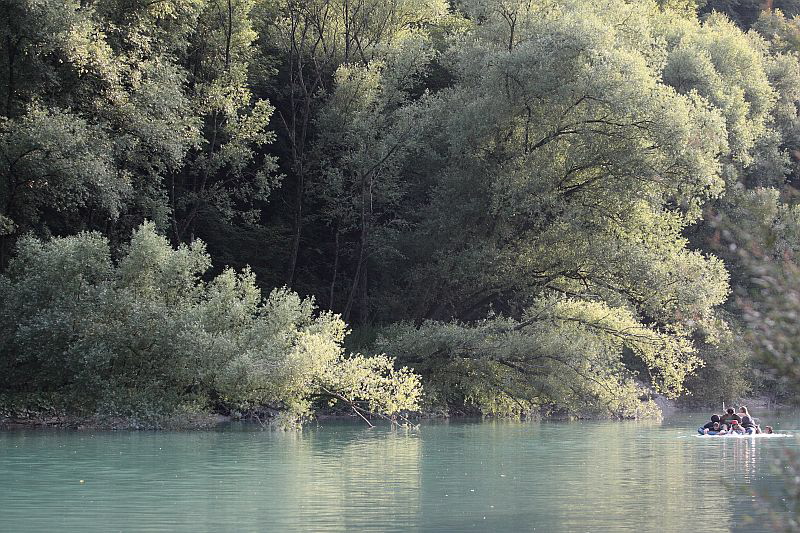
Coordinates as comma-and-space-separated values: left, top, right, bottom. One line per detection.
1, 412, 797, 532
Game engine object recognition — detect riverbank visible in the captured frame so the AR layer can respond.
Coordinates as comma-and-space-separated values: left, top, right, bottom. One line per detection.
676, 396, 796, 413
0, 404, 655, 430
12, 392, 782, 431
0, 412, 234, 431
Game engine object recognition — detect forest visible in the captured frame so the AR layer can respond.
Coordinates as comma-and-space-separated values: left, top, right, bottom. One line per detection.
3, 0, 800, 426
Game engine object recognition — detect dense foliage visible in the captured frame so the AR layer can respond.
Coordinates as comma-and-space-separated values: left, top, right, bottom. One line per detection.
4, 0, 800, 421
0, 223, 420, 425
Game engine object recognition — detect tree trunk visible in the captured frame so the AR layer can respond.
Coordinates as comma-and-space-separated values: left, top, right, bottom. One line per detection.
343, 249, 363, 323
5, 37, 17, 117
286, 167, 304, 286
345, 173, 369, 323
0, 235, 9, 271
329, 226, 339, 309
357, 173, 373, 325
225, 0, 233, 70
358, 251, 368, 325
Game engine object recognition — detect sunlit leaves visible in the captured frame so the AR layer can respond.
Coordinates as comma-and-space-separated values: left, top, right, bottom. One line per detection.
379, 295, 687, 418
0, 224, 421, 423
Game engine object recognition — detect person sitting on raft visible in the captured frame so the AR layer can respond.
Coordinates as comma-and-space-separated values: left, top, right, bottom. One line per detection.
720, 408, 741, 430
698, 414, 723, 435
728, 419, 745, 434
738, 406, 758, 435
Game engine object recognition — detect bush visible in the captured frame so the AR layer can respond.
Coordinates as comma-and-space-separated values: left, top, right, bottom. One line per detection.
0, 223, 421, 424
375, 296, 698, 419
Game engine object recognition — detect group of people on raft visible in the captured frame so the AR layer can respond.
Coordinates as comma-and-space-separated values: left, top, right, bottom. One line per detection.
697, 406, 774, 435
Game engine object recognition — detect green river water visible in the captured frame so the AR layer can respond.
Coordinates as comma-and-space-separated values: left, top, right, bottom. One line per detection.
1, 412, 798, 532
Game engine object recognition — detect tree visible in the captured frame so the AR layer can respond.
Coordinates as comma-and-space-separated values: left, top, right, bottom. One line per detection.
310, 45, 435, 323
368, 0, 735, 415
0, 0, 280, 268
169, 0, 279, 244
260, 0, 450, 286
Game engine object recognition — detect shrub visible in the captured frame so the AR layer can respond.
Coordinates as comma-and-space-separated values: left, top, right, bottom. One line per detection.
0, 223, 421, 424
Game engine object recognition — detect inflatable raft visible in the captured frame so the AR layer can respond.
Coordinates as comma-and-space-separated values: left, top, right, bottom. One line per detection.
695, 429, 790, 437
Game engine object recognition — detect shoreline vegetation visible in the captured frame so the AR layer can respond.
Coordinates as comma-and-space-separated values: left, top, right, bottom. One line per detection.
1, 395, 792, 431
5, 0, 800, 428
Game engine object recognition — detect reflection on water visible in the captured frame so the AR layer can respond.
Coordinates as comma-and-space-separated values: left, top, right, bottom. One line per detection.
0, 413, 797, 532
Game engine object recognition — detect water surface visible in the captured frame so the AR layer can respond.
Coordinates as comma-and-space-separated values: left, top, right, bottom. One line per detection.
1, 412, 798, 532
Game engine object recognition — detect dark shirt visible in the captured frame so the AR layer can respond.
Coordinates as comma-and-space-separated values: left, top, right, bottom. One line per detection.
741, 415, 755, 428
